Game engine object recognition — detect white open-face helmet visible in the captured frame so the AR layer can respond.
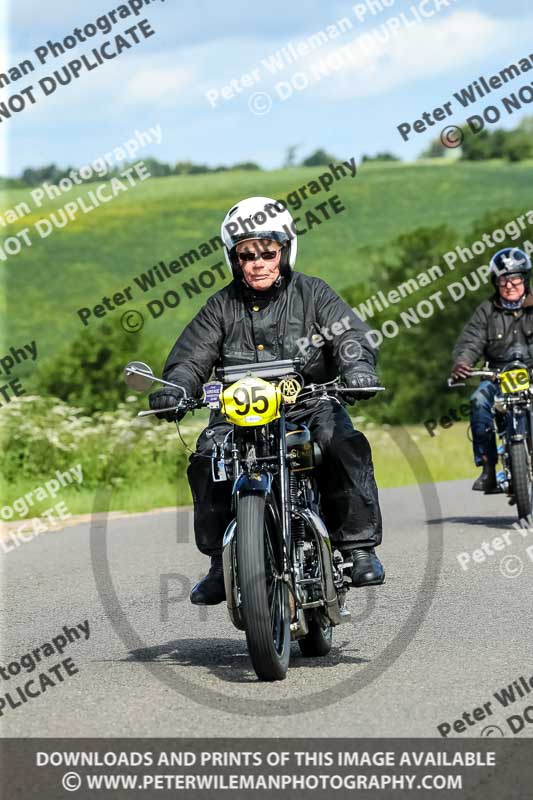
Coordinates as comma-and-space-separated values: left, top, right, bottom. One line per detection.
221, 196, 298, 278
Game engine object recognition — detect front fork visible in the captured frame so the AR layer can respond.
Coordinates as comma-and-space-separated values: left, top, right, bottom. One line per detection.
224, 457, 291, 632
223, 471, 278, 633
497, 407, 533, 491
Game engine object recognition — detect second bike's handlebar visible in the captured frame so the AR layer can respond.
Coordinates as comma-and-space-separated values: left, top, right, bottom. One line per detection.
447, 369, 496, 388
447, 364, 533, 390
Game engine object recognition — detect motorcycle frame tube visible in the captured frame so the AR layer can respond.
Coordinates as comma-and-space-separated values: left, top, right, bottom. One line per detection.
277, 412, 292, 559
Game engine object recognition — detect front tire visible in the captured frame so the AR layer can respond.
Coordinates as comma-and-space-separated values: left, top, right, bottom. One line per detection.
510, 440, 532, 521
237, 492, 290, 681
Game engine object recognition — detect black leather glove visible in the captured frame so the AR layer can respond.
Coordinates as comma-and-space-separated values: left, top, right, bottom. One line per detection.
343, 366, 381, 403
148, 388, 186, 422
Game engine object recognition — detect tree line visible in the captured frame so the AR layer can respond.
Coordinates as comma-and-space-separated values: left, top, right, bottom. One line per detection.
0, 148, 355, 188
421, 116, 533, 162
2, 117, 531, 189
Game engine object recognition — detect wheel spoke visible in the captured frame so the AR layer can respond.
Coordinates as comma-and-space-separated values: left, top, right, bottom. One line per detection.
264, 522, 286, 651
271, 581, 282, 648
268, 579, 277, 619
269, 584, 277, 626
267, 576, 281, 644
265, 532, 278, 574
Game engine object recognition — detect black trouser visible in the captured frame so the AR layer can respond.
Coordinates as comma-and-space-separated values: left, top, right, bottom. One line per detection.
187, 402, 383, 557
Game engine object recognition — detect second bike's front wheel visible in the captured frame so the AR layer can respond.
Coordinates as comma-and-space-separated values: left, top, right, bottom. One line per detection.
237, 491, 290, 681
510, 440, 532, 521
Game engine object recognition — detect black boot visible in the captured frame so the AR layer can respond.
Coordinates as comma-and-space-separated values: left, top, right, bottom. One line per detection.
472, 463, 497, 493
190, 554, 226, 605
344, 547, 385, 587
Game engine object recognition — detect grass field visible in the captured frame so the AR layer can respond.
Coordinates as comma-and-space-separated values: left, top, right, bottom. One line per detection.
1, 158, 530, 510
3, 158, 533, 373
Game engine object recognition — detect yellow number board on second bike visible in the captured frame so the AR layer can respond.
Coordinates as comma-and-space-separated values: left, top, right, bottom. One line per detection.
500, 368, 530, 394
222, 376, 282, 426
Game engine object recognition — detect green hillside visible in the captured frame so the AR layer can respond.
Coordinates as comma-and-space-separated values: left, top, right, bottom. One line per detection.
2, 159, 532, 378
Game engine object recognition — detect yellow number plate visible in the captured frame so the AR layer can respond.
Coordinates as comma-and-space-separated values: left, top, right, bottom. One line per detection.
221, 376, 281, 426
500, 368, 530, 394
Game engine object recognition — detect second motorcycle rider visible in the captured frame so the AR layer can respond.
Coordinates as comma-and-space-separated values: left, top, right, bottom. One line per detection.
451, 247, 533, 493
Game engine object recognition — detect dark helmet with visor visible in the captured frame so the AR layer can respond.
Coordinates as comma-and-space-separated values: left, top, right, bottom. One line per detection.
490, 247, 532, 290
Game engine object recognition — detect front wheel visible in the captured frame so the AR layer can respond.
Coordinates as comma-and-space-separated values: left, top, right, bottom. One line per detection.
236, 492, 290, 681
510, 440, 532, 521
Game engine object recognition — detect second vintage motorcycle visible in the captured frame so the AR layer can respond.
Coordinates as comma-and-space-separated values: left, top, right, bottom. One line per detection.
449, 348, 533, 522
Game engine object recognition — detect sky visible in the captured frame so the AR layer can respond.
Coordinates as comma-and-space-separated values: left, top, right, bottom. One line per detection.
2, 0, 533, 175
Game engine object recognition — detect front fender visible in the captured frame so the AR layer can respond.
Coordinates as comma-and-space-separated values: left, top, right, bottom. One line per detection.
232, 472, 272, 496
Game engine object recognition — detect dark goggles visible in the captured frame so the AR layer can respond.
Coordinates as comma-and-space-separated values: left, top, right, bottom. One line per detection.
237, 250, 280, 262
497, 275, 525, 287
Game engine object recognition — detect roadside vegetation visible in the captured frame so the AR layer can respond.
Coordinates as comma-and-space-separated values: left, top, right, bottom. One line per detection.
2, 152, 532, 515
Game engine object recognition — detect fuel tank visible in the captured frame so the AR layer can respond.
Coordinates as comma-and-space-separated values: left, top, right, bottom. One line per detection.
286, 425, 322, 471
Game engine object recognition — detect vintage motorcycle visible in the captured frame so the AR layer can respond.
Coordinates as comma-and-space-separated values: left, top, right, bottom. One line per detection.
124, 358, 383, 681
449, 350, 533, 522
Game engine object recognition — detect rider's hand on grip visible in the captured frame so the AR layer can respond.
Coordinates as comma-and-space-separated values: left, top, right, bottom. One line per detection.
343, 366, 381, 403
450, 361, 473, 382
149, 388, 186, 422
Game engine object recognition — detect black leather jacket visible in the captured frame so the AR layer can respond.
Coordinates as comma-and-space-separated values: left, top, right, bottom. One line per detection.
453, 293, 533, 369
162, 271, 377, 394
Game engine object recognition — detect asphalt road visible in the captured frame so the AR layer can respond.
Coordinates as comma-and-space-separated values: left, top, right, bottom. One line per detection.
1, 479, 532, 738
